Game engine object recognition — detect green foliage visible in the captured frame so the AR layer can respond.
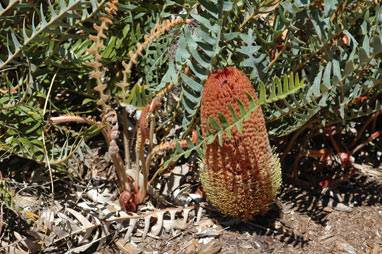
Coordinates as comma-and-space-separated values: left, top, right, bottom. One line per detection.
1, 0, 382, 179
0, 0, 105, 165
164, 72, 305, 167
173, 0, 382, 138
174, 0, 242, 129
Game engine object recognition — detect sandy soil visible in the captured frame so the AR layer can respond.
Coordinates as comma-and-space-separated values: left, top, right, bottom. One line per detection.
132, 171, 382, 254
2, 146, 382, 254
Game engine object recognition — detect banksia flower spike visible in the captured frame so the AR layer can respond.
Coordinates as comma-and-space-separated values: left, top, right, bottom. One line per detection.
200, 67, 282, 220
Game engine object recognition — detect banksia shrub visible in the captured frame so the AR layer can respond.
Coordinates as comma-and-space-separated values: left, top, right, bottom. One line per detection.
200, 67, 282, 220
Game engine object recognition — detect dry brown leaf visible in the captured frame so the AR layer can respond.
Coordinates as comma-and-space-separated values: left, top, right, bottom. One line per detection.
198, 239, 222, 254
115, 239, 142, 254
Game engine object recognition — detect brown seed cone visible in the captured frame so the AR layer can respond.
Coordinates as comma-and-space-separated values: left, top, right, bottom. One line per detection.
200, 67, 281, 220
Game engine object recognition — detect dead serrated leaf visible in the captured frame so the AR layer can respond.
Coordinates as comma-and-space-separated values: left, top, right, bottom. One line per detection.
198, 239, 222, 254
185, 239, 199, 254
13, 231, 41, 253
0, 241, 28, 254
66, 208, 95, 244
115, 239, 142, 254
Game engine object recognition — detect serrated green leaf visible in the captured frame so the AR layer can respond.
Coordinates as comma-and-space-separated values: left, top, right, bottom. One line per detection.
208, 116, 221, 132
182, 84, 200, 104
59, 0, 68, 12
191, 13, 219, 34
188, 60, 208, 81
344, 60, 355, 77
186, 138, 194, 148
173, 153, 183, 162
40, 4, 48, 26
217, 132, 223, 146
176, 36, 189, 63
339, 104, 345, 119
182, 99, 196, 115
294, 72, 300, 88
308, 67, 323, 97
11, 31, 21, 50
279, 76, 286, 96
244, 91, 256, 109
175, 142, 184, 153
218, 113, 229, 128
236, 119, 243, 133
181, 73, 203, 92
22, 20, 29, 42
223, 1, 233, 11
184, 150, 192, 158
76, 146, 84, 161
102, 36, 116, 58
198, 40, 215, 58
322, 61, 331, 91
222, 32, 240, 41
188, 45, 211, 69
286, 72, 292, 91
235, 97, 246, 118
372, 36, 382, 54
207, 134, 217, 144
226, 127, 232, 139
197, 29, 216, 45
196, 146, 204, 157
269, 78, 278, 100
358, 47, 369, 65
258, 81, 266, 103
199, 0, 219, 18
164, 159, 171, 168
229, 103, 238, 122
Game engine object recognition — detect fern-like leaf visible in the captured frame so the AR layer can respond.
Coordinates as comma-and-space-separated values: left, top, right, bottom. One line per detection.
163, 72, 304, 167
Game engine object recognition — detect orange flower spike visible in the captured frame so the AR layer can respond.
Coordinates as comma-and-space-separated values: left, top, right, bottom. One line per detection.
200, 67, 282, 220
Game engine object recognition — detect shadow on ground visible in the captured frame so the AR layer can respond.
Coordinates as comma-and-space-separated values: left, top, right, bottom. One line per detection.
202, 168, 382, 251
280, 171, 382, 223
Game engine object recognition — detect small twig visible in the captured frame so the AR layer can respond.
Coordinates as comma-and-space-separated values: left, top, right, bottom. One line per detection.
371, 110, 381, 132
0, 237, 28, 250
41, 67, 60, 242
238, 0, 268, 30
319, 169, 358, 189
267, 31, 290, 69
354, 163, 382, 177
291, 129, 320, 178
327, 126, 342, 154
350, 131, 380, 156
0, 198, 3, 238
149, 162, 172, 185
281, 121, 312, 163
247, 221, 278, 234
349, 110, 381, 148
